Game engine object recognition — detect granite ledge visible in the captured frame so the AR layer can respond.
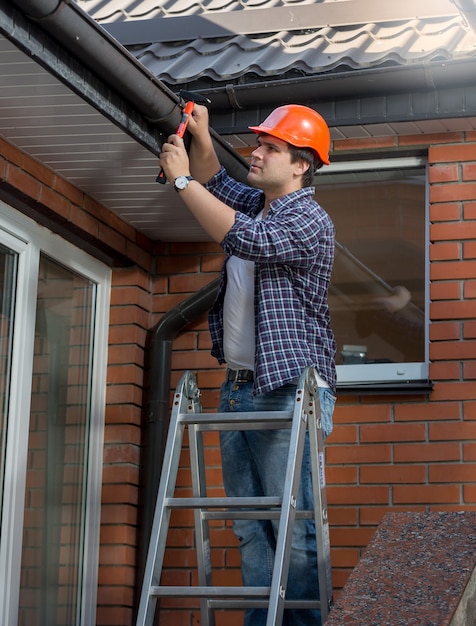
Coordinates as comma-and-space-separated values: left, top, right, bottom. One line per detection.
325, 511, 476, 626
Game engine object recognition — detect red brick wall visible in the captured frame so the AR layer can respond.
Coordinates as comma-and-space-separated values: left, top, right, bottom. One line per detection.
326, 131, 476, 592
2, 126, 476, 626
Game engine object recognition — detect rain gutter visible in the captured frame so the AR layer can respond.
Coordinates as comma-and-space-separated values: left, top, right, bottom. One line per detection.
9, 0, 250, 180
194, 57, 476, 116
11, 0, 184, 130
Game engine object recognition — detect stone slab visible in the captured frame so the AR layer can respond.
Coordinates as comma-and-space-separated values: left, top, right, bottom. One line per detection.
325, 511, 476, 626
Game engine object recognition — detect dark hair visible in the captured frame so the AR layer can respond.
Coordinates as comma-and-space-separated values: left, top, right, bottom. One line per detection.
289, 146, 323, 187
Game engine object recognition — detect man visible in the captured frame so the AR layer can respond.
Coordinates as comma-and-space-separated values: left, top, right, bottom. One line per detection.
159, 104, 337, 626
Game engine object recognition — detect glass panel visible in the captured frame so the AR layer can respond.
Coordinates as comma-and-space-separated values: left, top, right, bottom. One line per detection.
18, 255, 95, 626
0, 245, 17, 519
318, 164, 426, 374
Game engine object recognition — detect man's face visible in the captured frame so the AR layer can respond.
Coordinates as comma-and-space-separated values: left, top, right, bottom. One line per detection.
247, 134, 296, 192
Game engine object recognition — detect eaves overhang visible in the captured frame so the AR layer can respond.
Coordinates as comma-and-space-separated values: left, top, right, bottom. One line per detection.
2, 0, 476, 243
91, 0, 476, 137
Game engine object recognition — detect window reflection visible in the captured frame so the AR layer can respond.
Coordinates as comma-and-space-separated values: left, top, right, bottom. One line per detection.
18, 255, 95, 626
0, 246, 17, 519
318, 164, 426, 372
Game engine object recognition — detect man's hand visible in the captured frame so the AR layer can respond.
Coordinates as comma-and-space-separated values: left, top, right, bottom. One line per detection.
186, 104, 210, 141
158, 134, 191, 183
187, 104, 221, 183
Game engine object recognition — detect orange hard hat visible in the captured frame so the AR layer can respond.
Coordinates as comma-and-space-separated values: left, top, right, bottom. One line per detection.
249, 105, 330, 165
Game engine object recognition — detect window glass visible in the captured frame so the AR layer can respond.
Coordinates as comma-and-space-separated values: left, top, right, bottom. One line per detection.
18, 254, 95, 626
316, 158, 427, 385
0, 246, 17, 517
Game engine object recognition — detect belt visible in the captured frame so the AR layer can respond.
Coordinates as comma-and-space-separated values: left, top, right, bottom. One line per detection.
226, 368, 254, 383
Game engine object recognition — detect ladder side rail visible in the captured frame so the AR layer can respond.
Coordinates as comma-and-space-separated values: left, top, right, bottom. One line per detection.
136, 372, 200, 626
265, 375, 309, 626
188, 421, 215, 626
307, 377, 333, 622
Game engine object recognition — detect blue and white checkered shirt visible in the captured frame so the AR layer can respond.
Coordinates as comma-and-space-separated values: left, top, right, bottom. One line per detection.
206, 167, 336, 396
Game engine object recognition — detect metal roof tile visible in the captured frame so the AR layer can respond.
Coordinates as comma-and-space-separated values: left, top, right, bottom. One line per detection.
77, 0, 476, 87
79, 0, 325, 19
122, 15, 473, 85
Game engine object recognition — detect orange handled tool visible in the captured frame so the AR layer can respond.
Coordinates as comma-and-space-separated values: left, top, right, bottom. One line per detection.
156, 101, 195, 184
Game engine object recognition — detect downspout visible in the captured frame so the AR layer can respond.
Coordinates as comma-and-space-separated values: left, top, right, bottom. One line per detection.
139, 277, 220, 580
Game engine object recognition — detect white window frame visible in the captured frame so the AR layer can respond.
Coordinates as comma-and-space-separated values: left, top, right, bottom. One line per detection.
0, 201, 110, 626
317, 156, 429, 387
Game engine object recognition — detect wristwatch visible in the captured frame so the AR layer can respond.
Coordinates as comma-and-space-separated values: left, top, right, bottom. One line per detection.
174, 175, 194, 192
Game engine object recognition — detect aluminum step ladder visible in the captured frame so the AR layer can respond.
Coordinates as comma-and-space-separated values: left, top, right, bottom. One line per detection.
136, 367, 333, 626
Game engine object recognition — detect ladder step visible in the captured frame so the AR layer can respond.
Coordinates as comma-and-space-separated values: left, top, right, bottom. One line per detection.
151, 585, 270, 597
209, 599, 322, 610
164, 496, 315, 520
203, 510, 314, 520
179, 410, 294, 430
150, 586, 321, 609
165, 496, 282, 509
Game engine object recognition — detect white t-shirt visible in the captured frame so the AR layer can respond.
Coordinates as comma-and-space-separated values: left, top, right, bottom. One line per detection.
223, 253, 255, 371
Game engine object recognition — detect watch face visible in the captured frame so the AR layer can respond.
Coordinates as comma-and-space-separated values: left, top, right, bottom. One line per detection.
175, 176, 190, 190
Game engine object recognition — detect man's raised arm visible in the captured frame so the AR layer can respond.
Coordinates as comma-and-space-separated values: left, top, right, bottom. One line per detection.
187, 104, 221, 184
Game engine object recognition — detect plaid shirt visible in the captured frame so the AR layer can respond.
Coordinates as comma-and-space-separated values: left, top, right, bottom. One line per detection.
206, 167, 336, 396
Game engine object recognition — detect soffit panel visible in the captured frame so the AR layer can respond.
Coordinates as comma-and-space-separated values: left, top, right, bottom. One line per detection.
0, 35, 208, 242
2, 32, 476, 243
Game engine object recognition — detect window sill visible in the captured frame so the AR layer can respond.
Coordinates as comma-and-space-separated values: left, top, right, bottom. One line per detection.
336, 380, 433, 396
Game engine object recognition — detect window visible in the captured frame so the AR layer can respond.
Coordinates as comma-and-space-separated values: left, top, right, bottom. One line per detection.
316, 157, 428, 387
0, 244, 17, 519
0, 203, 110, 626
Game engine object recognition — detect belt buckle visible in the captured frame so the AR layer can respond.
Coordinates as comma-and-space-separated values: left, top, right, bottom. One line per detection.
228, 368, 253, 383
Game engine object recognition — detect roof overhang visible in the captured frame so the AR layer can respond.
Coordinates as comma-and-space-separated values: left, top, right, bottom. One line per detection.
1, 0, 476, 243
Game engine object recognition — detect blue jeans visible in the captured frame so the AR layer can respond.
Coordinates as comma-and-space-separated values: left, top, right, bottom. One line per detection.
218, 379, 336, 626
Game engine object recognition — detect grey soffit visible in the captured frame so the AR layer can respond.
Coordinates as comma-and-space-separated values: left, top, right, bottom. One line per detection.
0, 29, 209, 242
